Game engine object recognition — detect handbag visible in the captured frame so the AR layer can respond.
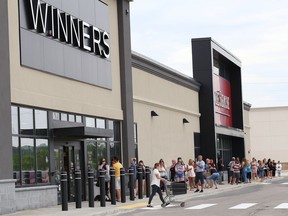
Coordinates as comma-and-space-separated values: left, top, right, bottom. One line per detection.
104, 172, 110, 182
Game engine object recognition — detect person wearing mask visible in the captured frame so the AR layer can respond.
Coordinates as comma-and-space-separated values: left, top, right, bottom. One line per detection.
147, 163, 169, 208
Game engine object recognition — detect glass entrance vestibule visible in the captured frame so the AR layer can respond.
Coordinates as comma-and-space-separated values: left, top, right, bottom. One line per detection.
11, 104, 121, 201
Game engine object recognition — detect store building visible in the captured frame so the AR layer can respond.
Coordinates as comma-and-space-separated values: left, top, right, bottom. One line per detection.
0, 0, 250, 214
250, 106, 288, 166
1, 0, 135, 213
192, 38, 246, 164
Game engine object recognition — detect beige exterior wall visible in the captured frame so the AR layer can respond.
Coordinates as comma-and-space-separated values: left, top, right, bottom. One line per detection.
243, 108, 252, 161
132, 67, 200, 166
7, 0, 123, 120
250, 107, 288, 163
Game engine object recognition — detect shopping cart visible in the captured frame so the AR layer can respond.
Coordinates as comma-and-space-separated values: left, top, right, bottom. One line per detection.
163, 181, 186, 207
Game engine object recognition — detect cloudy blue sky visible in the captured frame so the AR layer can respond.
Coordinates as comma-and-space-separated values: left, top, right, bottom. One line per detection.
130, 0, 288, 108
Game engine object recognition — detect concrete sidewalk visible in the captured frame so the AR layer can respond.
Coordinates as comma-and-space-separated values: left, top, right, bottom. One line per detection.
4, 172, 288, 216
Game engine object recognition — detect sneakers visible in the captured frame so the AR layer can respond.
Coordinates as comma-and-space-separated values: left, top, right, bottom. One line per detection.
147, 204, 153, 208
200, 190, 204, 193
194, 189, 199, 192
161, 202, 170, 207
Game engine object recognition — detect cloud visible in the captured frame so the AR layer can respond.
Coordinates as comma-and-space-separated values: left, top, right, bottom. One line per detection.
130, 0, 288, 107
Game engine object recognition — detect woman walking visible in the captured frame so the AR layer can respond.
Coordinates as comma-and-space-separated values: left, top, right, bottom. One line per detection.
147, 163, 169, 208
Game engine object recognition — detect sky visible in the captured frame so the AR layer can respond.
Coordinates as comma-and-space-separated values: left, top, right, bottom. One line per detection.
130, 0, 288, 108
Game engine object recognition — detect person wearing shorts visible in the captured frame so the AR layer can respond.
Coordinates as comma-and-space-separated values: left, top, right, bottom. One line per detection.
175, 157, 185, 182
112, 156, 123, 202
194, 155, 205, 193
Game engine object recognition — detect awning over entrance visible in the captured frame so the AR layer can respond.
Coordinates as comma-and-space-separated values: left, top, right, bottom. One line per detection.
51, 126, 114, 138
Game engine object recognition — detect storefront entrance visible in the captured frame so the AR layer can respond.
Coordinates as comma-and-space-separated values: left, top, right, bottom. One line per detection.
53, 141, 84, 202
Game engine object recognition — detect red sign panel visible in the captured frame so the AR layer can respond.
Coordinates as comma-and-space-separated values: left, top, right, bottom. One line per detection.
213, 74, 232, 127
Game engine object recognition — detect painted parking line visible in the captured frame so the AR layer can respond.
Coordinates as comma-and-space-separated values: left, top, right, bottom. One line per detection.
261, 182, 271, 185
275, 203, 288, 209
229, 203, 257, 209
186, 204, 217, 210
281, 182, 288, 185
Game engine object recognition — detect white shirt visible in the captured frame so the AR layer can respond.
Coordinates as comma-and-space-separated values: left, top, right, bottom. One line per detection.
276, 164, 282, 171
151, 169, 161, 187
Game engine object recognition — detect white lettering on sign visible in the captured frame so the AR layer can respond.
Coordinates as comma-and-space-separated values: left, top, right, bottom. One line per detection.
215, 91, 230, 110
28, 0, 110, 59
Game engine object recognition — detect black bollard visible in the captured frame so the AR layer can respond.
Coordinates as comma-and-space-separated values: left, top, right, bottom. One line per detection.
99, 170, 106, 207
129, 168, 135, 201
145, 167, 151, 198
88, 169, 94, 207
61, 172, 68, 211
75, 170, 82, 208
137, 167, 143, 199
110, 168, 116, 205
120, 168, 126, 203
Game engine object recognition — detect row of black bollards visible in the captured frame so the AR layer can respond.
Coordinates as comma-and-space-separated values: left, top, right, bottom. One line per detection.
60, 167, 151, 211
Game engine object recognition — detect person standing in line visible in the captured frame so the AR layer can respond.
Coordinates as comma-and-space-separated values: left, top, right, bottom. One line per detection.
147, 163, 169, 208
159, 159, 167, 191
228, 157, 235, 184
232, 158, 241, 185
276, 161, 282, 177
242, 159, 248, 184
129, 158, 137, 197
217, 158, 225, 185
194, 155, 205, 193
247, 159, 252, 183
258, 160, 265, 182
169, 159, 176, 182
175, 157, 185, 182
186, 159, 196, 190
251, 158, 258, 180
98, 158, 110, 198
207, 163, 220, 189
137, 160, 146, 195
112, 156, 123, 202
272, 160, 276, 177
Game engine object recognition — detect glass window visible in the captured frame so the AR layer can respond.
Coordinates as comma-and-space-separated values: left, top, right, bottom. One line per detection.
110, 142, 121, 162
35, 110, 48, 136
11, 106, 19, 134
134, 123, 138, 144
86, 140, 97, 170
36, 139, 49, 183
76, 115, 82, 123
85, 117, 95, 128
53, 112, 60, 120
96, 119, 106, 129
107, 120, 113, 130
20, 107, 34, 135
60, 113, 68, 121
21, 138, 35, 185
12, 136, 20, 185
68, 114, 75, 122
96, 141, 107, 163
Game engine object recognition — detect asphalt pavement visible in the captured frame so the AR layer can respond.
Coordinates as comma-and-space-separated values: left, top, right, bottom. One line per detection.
4, 172, 288, 216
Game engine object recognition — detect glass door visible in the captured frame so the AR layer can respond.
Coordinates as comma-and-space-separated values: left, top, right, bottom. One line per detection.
54, 143, 81, 202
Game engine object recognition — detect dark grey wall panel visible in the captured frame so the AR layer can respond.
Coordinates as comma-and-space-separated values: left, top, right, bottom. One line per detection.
0, 0, 13, 179
21, 29, 44, 70
19, 0, 112, 89
95, 0, 109, 31
43, 37, 64, 76
63, 46, 82, 80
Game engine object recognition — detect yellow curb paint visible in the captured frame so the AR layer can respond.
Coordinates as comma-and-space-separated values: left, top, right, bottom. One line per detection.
118, 202, 147, 209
